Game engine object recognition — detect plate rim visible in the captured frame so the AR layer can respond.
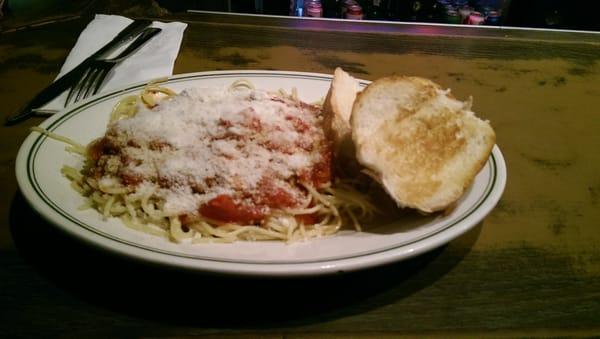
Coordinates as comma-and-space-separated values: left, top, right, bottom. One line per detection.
15, 70, 507, 276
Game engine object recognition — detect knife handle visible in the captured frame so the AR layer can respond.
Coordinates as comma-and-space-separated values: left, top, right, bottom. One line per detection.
4, 71, 81, 126
112, 28, 162, 61
90, 20, 152, 60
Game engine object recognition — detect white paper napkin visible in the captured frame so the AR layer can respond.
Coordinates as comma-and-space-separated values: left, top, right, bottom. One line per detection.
41, 14, 187, 112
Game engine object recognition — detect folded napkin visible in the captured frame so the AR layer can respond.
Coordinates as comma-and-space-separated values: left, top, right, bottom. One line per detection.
41, 14, 187, 112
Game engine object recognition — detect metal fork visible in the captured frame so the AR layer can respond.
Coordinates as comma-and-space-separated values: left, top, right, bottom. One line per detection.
64, 27, 162, 107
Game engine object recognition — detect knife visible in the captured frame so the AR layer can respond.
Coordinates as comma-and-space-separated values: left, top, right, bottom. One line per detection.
5, 19, 152, 126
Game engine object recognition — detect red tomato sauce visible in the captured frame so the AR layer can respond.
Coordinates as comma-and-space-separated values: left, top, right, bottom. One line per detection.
199, 149, 332, 225
199, 195, 264, 224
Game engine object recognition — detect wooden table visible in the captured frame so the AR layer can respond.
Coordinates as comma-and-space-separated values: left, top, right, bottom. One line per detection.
1, 10, 600, 338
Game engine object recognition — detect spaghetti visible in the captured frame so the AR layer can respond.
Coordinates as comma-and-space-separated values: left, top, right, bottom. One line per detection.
34, 79, 376, 243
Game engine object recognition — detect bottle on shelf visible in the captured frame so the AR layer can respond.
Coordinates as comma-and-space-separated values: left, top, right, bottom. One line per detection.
485, 10, 500, 25
339, 0, 357, 18
305, 0, 324, 17
467, 11, 485, 24
290, 0, 304, 16
458, 4, 473, 23
445, 7, 461, 24
345, 3, 364, 19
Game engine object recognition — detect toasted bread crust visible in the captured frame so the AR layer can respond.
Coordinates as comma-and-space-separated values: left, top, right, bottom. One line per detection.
323, 68, 360, 149
323, 68, 362, 171
351, 76, 496, 212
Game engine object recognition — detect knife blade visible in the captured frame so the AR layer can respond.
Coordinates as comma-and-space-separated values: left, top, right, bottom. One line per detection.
5, 19, 152, 126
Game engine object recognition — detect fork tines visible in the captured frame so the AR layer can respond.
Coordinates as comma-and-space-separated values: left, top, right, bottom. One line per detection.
64, 62, 109, 107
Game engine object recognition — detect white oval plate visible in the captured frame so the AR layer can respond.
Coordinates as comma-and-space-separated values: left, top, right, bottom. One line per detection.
16, 70, 506, 276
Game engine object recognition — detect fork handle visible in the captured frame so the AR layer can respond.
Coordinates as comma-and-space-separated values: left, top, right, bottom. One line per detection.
113, 28, 162, 62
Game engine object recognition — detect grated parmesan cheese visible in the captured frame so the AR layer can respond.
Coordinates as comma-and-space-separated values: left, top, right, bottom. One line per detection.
96, 86, 330, 220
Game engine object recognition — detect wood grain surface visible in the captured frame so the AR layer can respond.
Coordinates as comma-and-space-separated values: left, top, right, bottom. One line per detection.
1, 11, 599, 337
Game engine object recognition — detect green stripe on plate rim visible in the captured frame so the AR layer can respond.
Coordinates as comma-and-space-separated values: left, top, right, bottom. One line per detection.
26, 71, 497, 265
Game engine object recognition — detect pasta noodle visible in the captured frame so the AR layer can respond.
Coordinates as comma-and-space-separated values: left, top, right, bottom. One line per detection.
33, 79, 377, 243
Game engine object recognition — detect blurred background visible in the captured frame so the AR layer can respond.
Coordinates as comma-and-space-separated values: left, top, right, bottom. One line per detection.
1, 0, 597, 31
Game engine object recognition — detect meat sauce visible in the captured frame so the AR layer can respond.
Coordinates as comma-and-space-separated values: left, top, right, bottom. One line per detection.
197, 97, 332, 225
199, 106, 332, 225
89, 91, 332, 226
199, 153, 331, 225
